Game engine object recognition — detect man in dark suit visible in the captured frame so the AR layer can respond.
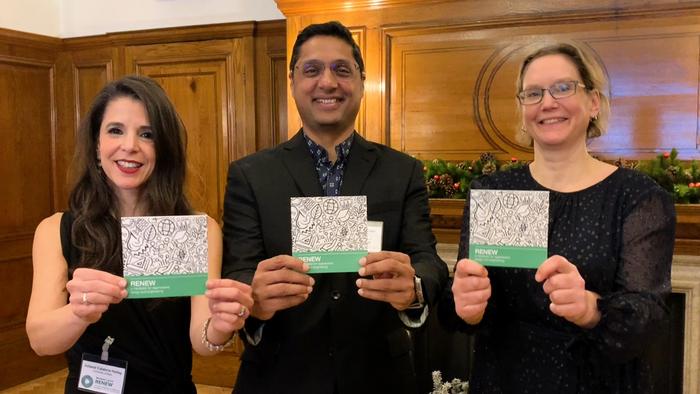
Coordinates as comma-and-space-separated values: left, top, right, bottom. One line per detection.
221, 21, 448, 394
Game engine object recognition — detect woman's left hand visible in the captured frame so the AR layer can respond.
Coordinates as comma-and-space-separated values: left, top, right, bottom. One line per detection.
205, 279, 254, 335
535, 255, 601, 328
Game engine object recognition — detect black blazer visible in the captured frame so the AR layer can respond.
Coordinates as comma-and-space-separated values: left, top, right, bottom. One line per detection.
222, 131, 448, 394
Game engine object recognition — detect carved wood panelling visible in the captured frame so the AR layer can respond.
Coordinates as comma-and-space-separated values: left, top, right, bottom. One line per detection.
73, 63, 112, 127
125, 40, 238, 219
279, 0, 700, 161
0, 256, 33, 329
388, 16, 700, 160
0, 38, 63, 389
254, 23, 288, 150
0, 58, 56, 235
1, 21, 285, 389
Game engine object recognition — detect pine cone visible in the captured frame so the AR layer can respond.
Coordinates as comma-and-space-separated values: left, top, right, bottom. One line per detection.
480, 152, 495, 163
439, 174, 454, 185
443, 184, 455, 197
482, 162, 497, 175
426, 178, 439, 194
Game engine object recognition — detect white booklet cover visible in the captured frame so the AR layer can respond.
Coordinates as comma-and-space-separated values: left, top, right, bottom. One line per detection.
121, 215, 208, 298
469, 189, 549, 269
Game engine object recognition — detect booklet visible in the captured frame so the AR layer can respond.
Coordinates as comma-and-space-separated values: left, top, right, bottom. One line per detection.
121, 215, 208, 298
291, 196, 368, 273
469, 189, 549, 269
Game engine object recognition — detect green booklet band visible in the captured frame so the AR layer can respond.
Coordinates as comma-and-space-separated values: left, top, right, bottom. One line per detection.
469, 245, 547, 269
294, 251, 367, 273
126, 273, 207, 298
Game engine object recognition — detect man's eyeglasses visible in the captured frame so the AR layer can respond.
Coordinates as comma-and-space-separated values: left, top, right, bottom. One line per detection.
517, 81, 588, 105
294, 60, 361, 80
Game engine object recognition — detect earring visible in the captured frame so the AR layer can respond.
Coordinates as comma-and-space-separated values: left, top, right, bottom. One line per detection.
591, 114, 599, 121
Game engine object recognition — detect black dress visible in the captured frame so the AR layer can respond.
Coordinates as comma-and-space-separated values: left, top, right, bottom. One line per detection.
60, 212, 196, 394
439, 166, 676, 394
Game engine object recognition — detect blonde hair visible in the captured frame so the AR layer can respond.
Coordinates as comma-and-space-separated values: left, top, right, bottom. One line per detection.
515, 40, 610, 146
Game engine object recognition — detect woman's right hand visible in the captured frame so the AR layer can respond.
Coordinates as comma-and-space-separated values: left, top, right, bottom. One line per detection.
452, 258, 491, 325
65, 268, 128, 324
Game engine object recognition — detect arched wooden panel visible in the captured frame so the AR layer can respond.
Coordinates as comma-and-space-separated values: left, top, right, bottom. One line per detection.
387, 14, 700, 160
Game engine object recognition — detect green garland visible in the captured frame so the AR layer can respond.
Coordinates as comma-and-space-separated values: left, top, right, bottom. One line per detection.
424, 149, 700, 203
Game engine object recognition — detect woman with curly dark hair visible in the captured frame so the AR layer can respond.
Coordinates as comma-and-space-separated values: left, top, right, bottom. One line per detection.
26, 75, 253, 393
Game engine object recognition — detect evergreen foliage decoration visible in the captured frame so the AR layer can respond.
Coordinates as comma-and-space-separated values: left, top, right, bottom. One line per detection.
423, 153, 526, 199
634, 148, 700, 203
423, 148, 700, 203
430, 371, 469, 394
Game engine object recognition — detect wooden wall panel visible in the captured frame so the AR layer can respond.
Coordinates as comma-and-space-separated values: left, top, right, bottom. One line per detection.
254, 22, 288, 149
588, 36, 700, 156
387, 17, 700, 161
278, 0, 700, 161
74, 64, 111, 123
0, 59, 55, 233
124, 38, 254, 220
53, 48, 116, 210
0, 32, 66, 390
148, 64, 226, 217
390, 42, 505, 159
1, 21, 285, 389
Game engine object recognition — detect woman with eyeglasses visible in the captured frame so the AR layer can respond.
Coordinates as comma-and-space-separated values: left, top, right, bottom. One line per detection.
441, 41, 676, 393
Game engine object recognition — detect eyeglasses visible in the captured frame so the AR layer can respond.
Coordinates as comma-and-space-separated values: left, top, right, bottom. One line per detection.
517, 80, 588, 105
294, 60, 361, 80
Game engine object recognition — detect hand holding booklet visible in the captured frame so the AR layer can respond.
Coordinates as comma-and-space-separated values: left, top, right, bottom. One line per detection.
469, 189, 549, 269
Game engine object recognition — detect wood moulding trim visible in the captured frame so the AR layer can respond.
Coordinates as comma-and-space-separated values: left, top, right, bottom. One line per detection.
0, 55, 55, 68
0, 27, 61, 51
254, 20, 287, 37
378, 4, 700, 40
275, 0, 454, 16
63, 21, 258, 50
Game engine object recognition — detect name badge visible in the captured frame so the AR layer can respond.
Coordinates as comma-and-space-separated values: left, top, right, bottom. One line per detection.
78, 353, 127, 393
367, 221, 383, 253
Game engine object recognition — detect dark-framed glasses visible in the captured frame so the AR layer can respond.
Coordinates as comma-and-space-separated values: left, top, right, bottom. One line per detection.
295, 60, 361, 80
517, 80, 588, 105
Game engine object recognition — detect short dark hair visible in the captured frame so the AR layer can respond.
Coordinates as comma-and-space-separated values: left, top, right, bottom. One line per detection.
289, 21, 365, 77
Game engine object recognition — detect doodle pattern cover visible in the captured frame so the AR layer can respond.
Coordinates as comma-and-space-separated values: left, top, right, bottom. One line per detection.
469, 190, 549, 268
291, 196, 367, 273
121, 215, 208, 298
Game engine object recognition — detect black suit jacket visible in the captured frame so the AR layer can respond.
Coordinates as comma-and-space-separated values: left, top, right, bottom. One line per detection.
222, 131, 448, 394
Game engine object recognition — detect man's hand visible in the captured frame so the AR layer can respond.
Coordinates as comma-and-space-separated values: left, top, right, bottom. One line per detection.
535, 255, 600, 328
355, 251, 416, 311
250, 255, 314, 321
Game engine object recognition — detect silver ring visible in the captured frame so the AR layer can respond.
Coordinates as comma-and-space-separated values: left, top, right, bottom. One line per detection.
237, 305, 246, 317
82, 292, 89, 305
